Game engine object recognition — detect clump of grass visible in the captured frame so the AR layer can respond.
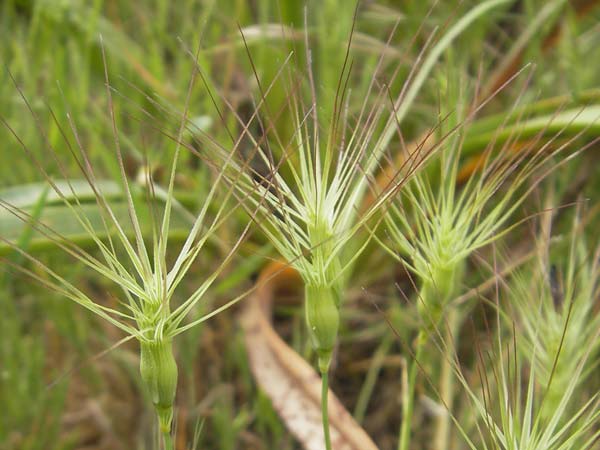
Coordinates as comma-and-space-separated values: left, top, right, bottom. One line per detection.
0, 279, 68, 447
2, 1, 599, 448
0, 48, 253, 448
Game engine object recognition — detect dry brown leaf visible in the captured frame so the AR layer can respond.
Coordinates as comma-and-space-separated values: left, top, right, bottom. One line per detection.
241, 262, 379, 450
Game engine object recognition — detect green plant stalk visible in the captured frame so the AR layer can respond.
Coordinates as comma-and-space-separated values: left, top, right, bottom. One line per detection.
399, 260, 465, 450
433, 309, 460, 450
322, 371, 333, 450
399, 329, 427, 450
162, 429, 175, 450
354, 334, 393, 423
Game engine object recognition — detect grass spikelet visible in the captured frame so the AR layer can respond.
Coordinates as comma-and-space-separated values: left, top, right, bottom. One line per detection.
0, 47, 252, 448
454, 214, 600, 450
377, 55, 598, 450
509, 208, 600, 426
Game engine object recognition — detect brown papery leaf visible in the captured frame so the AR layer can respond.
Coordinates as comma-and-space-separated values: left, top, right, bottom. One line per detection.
241, 261, 379, 450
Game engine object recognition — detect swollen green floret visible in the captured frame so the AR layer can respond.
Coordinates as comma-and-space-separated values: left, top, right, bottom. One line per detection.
305, 284, 340, 373
140, 339, 178, 433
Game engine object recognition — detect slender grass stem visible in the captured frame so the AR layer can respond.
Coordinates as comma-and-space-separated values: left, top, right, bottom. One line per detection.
433, 309, 460, 450
354, 334, 393, 423
162, 430, 174, 450
398, 329, 427, 450
321, 371, 332, 450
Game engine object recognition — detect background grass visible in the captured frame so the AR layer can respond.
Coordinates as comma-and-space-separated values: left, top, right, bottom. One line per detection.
1, 0, 599, 449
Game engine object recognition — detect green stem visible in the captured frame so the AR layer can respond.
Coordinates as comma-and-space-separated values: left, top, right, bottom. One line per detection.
162, 429, 174, 450
398, 329, 427, 450
354, 334, 393, 423
322, 371, 332, 450
433, 309, 460, 450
